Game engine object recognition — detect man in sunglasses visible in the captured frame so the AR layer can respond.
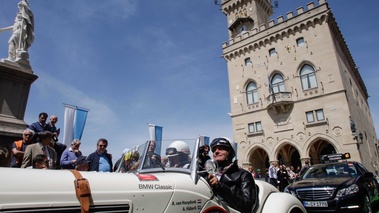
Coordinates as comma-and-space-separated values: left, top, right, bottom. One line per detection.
10, 128, 35, 168
87, 138, 113, 172
207, 137, 256, 213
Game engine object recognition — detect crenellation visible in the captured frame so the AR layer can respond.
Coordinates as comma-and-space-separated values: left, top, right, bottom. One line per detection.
236, 35, 242, 42
242, 31, 249, 39
269, 20, 275, 27
277, 16, 284, 23
307, 2, 315, 10
297, 7, 305, 15
223, 1, 324, 49
222, 42, 228, 48
259, 23, 266, 31
286, 11, 294, 19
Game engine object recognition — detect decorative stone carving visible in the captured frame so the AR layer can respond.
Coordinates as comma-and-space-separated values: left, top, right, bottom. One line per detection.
297, 132, 305, 141
332, 126, 342, 136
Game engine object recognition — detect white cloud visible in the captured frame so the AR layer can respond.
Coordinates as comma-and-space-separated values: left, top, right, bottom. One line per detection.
33, 71, 118, 127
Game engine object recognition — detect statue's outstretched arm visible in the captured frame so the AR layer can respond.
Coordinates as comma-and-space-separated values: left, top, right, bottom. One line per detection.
0, 26, 13, 33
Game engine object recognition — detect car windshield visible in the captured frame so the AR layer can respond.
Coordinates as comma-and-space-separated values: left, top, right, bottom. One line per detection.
114, 137, 204, 173
302, 163, 358, 179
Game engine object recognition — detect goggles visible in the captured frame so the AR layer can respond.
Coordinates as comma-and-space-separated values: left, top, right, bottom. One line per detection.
165, 147, 179, 157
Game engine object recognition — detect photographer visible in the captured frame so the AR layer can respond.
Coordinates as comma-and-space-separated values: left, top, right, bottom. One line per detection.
198, 144, 211, 171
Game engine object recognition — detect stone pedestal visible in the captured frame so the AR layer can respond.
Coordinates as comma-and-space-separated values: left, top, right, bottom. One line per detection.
0, 60, 37, 167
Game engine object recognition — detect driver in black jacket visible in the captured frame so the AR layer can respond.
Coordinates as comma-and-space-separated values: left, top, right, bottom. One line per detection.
207, 137, 256, 213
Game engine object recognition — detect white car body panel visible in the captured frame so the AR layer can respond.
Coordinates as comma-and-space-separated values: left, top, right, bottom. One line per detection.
0, 139, 306, 213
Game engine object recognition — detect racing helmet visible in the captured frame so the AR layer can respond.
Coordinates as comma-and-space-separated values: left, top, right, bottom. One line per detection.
166, 140, 190, 157
122, 148, 131, 155
124, 149, 140, 161
210, 137, 235, 159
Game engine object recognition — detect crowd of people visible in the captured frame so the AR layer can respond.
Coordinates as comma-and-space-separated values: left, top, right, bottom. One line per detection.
246, 161, 309, 193
10, 112, 113, 172
266, 161, 306, 192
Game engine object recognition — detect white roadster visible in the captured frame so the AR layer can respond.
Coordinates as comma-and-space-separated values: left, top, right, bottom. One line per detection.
0, 137, 306, 213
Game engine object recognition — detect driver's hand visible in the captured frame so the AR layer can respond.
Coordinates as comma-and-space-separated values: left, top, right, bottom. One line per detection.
207, 174, 220, 189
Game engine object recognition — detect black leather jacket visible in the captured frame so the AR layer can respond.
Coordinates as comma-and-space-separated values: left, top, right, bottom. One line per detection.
213, 161, 256, 213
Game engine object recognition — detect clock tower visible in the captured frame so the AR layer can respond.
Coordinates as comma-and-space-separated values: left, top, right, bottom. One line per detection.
220, 0, 273, 39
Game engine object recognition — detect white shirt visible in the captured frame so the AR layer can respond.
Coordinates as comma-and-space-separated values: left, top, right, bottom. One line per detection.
268, 165, 278, 179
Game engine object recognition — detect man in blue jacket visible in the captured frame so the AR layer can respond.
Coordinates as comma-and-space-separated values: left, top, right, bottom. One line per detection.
87, 138, 112, 172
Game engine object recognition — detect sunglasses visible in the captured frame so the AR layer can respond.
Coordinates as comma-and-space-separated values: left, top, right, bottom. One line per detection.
98, 145, 107, 148
165, 147, 178, 156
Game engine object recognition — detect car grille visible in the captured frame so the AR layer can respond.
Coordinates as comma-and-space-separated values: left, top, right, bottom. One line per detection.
296, 187, 335, 200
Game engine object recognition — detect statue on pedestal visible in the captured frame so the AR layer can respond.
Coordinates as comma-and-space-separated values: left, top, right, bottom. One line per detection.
0, 0, 34, 64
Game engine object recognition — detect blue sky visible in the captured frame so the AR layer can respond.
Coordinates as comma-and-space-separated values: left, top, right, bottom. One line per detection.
1, 0, 378, 161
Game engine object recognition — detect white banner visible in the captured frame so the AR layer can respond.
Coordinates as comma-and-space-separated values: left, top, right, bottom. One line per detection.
148, 123, 156, 141
63, 105, 75, 147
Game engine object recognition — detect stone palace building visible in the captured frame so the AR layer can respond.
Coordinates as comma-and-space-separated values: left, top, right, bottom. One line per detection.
219, 0, 378, 172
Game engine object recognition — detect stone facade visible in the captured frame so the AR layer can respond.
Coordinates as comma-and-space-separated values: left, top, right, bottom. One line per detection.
0, 61, 37, 166
220, 0, 378, 173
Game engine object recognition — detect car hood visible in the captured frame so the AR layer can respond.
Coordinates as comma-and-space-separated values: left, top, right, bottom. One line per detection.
289, 177, 355, 189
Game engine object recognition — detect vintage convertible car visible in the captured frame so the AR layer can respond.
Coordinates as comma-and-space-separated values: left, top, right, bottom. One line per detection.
0, 137, 306, 213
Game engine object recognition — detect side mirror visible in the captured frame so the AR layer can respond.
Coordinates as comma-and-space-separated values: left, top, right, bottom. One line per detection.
365, 172, 374, 178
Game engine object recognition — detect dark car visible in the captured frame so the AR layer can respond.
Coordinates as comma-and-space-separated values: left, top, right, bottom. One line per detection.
284, 153, 379, 213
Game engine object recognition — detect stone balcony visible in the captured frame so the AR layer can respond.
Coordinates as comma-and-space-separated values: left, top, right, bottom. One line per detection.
266, 92, 293, 114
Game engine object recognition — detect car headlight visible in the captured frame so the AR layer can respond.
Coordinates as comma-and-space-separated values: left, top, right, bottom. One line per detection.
336, 184, 359, 197
284, 187, 296, 196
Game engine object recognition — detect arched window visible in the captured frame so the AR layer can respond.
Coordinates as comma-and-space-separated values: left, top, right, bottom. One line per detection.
271, 73, 285, 93
246, 82, 258, 104
300, 64, 317, 90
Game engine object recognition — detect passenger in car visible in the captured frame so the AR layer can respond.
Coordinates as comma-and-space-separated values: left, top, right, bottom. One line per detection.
165, 141, 191, 168
115, 149, 140, 172
144, 140, 162, 168
114, 148, 130, 172
207, 137, 256, 213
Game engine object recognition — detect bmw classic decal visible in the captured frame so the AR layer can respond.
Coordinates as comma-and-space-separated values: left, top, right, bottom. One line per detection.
138, 184, 173, 190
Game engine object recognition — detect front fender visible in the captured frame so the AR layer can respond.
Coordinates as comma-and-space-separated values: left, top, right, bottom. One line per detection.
261, 192, 306, 213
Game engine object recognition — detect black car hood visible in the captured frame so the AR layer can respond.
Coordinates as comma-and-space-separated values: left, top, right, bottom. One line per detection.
289, 177, 355, 189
